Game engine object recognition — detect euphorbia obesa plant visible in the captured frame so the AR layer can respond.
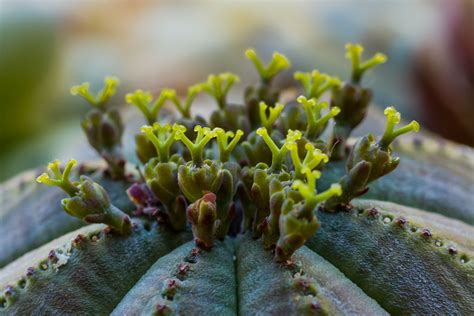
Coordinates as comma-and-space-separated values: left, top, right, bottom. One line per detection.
0, 44, 473, 315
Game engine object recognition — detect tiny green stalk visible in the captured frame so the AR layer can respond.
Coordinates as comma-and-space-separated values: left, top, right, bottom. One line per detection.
200, 73, 240, 109
379, 107, 420, 150
345, 43, 387, 84
297, 95, 340, 140
294, 70, 341, 100
141, 123, 184, 162
215, 128, 244, 162
36, 159, 79, 196
70, 76, 119, 111
126, 89, 171, 125
166, 85, 203, 119
175, 125, 217, 166
245, 49, 290, 84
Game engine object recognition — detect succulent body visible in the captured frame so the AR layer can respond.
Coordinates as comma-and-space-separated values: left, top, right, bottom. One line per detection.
0, 45, 473, 315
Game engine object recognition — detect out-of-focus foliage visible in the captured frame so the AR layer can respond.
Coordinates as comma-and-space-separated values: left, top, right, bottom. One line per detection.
0, 13, 60, 179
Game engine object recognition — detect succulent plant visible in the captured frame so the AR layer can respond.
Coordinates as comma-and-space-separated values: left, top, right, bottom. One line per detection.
1, 44, 473, 315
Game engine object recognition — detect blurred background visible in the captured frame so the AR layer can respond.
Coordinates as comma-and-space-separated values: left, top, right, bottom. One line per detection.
1, 0, 473, 181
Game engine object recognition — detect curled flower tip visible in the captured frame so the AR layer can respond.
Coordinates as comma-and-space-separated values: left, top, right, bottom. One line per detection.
379, 106, 420, 150
215, 128, 244, 162
175, 125, 217, 165
245, 48, 291, 83
36, 159, 79, 197
126, 89, 170, 125
201, 72, 240, 109
297, 95, 339, 139
71, 76, 120, 109
141, 123, 182, 162
294, 70, 341, 100
259, 101, 286, 131
345, 43, 387, 83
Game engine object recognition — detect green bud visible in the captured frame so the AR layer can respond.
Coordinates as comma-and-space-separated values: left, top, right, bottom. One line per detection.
38, 160, 131, 235
178, 161, 224, 203
81, 108, 125, 179
144, 161, 187, 231
187, 192, 217, 249
275, 200, 319, 262
61, 176, 131, 235
261, 178, 286, 249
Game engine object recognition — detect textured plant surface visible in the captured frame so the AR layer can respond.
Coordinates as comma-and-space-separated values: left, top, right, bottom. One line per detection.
0, 44, 473, 315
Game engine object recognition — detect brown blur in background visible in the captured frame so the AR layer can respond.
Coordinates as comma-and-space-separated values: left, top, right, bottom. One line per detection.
0, 0, 473, 181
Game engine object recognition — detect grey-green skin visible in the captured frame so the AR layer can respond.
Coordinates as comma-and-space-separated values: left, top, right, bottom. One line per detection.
112, 240, 236, 315
1, 134, 473, 314
318, 136, 474, 224
307, 200, 474, 315
236, 235, 387, 315
0, 162, 135, 268
0, 220, 191, 315
0, 201, 473, 315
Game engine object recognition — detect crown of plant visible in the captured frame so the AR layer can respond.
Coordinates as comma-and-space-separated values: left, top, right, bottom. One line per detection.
38, 44, 419, 263
6, 43, 474, 316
